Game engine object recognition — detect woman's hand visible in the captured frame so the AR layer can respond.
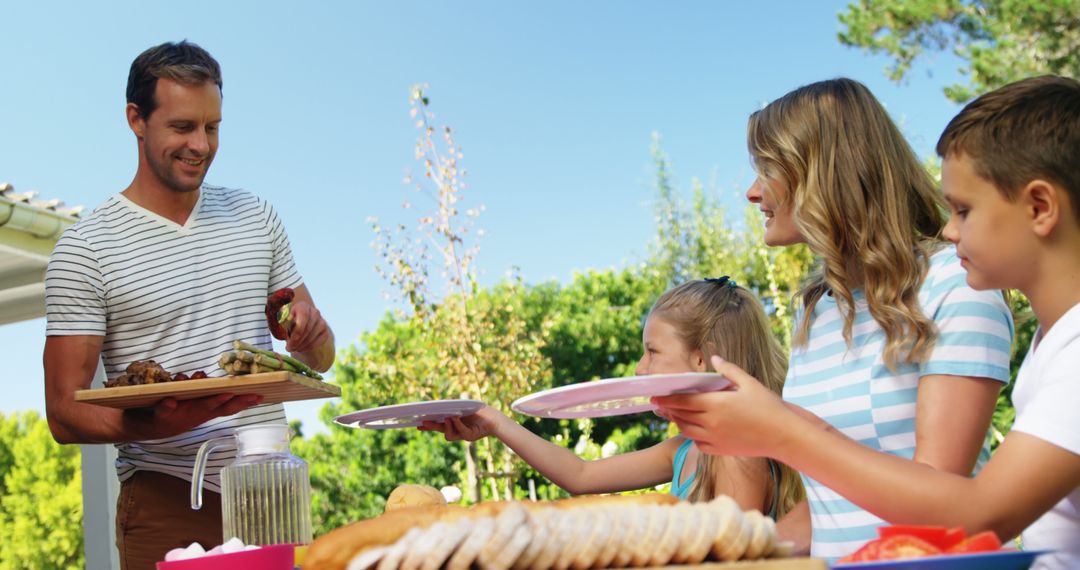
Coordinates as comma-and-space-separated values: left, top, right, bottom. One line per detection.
653, 356, 800, 457
418, 406, 499, 442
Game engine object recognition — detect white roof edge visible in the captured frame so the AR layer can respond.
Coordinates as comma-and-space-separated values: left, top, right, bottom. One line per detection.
1, 181, 84, 220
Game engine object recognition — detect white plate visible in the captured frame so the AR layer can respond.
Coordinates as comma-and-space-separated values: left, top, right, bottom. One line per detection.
511, 372, 730, 419
334, 399, 485, 430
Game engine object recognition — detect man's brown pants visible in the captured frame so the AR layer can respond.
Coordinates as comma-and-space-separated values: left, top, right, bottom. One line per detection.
116, 471, 224, 570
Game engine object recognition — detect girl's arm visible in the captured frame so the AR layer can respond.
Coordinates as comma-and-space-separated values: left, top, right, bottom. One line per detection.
772, 402, 822, 555
776, 500, 811, 556
656, 360, 1080, 540
913, 374, 1000, 473
421, 405, 680, 495
913, 275, 1012, 474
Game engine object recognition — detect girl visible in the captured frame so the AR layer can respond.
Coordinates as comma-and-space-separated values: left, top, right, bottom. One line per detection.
421, 278, 804, 518
656, 78, 1014, 559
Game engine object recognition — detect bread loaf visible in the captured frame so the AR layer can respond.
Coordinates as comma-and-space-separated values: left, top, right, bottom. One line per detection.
304, 505, 445, 570
384, 484, 447, 512
308, 492, 782, 570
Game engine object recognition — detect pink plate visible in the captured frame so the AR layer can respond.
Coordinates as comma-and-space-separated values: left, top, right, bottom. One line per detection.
333, 399, 485, 429
156, 543, 294, 570
511, 372, 731, 419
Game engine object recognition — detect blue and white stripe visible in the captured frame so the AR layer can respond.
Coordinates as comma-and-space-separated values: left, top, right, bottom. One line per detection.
783, 246, 1013, 560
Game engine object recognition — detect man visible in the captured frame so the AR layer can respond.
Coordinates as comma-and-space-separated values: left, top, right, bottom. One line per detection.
43, 40, 334, 569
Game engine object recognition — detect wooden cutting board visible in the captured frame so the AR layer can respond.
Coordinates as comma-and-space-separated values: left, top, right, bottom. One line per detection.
74, 371, 340, 409
645, 561, 827, 570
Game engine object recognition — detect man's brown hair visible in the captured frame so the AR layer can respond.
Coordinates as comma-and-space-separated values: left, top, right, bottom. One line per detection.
936, 75, 1080, 219
126, 40, 222, 120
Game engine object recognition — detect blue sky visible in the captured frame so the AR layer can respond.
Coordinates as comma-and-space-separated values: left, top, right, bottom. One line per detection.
1, 1, 965, 434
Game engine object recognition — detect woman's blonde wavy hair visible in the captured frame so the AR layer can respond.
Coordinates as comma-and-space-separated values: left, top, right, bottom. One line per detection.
649, 280, 804, 518
747, 78, 946, 369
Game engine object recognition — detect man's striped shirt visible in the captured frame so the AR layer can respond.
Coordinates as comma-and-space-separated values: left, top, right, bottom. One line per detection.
45, 185, 302, 491
782, 246, 1013, 560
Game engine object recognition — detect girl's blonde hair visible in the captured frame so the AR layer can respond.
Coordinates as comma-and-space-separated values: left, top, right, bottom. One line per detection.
747, 78, 946, 369
649, 279, 804, 518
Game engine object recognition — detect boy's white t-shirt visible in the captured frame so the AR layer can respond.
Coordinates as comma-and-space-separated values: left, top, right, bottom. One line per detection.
1011, 300, 1080, 570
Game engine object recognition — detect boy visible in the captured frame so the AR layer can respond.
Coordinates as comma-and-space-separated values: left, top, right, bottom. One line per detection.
653, 75, 1080, 569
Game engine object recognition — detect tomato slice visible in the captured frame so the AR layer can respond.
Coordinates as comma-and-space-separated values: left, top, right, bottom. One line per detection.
941, 526, 968, 550
839, 526, 985, 563
877, 525, 959, 550
875, 535, 943, 560
837, 538, 884, 563
876, 524, 946, 548
946, 530, 1002, 554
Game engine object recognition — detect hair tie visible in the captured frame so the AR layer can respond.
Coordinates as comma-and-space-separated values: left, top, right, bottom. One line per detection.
705, 276, 737, 289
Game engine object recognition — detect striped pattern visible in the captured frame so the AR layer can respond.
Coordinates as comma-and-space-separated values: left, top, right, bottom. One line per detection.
45, 185, 302, 491
783, 246, 1013, 560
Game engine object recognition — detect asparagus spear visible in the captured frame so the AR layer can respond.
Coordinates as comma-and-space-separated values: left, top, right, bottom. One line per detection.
220, 350, 302, 376
232, 340, 323, 380
219, 351, 256, 368
247, 352, 300, 372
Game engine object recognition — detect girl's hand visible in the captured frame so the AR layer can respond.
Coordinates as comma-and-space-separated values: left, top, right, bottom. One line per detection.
653, 356, 799, 457
418, 407, 499, 442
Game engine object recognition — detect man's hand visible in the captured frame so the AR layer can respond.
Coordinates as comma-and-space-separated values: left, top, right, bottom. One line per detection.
285, 299, 331, 353
128, 393, 265, 440
284, 285, 334, 371
45, 335, 267, 444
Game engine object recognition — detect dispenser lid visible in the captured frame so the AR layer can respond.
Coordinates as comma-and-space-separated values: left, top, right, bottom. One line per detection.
235, 424, 290, 455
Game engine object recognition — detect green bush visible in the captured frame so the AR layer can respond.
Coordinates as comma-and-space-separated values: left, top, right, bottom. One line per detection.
0, 412, 84, 570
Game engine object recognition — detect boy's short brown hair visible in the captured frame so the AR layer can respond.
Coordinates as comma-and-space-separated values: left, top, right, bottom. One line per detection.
937, 75, 1080, 220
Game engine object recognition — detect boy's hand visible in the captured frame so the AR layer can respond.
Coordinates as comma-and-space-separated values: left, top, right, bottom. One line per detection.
653, 355, 798, 457
418, 408, 498, 442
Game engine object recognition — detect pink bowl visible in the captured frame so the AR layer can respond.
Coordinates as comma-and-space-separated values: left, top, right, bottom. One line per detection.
156, 543, 294, 570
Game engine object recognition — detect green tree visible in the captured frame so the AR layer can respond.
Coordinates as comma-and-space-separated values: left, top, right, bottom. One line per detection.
335, 86, 554, 505
839, 0, 1080, 102
993, 293, 1039, 440
0, 412, 83, 570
